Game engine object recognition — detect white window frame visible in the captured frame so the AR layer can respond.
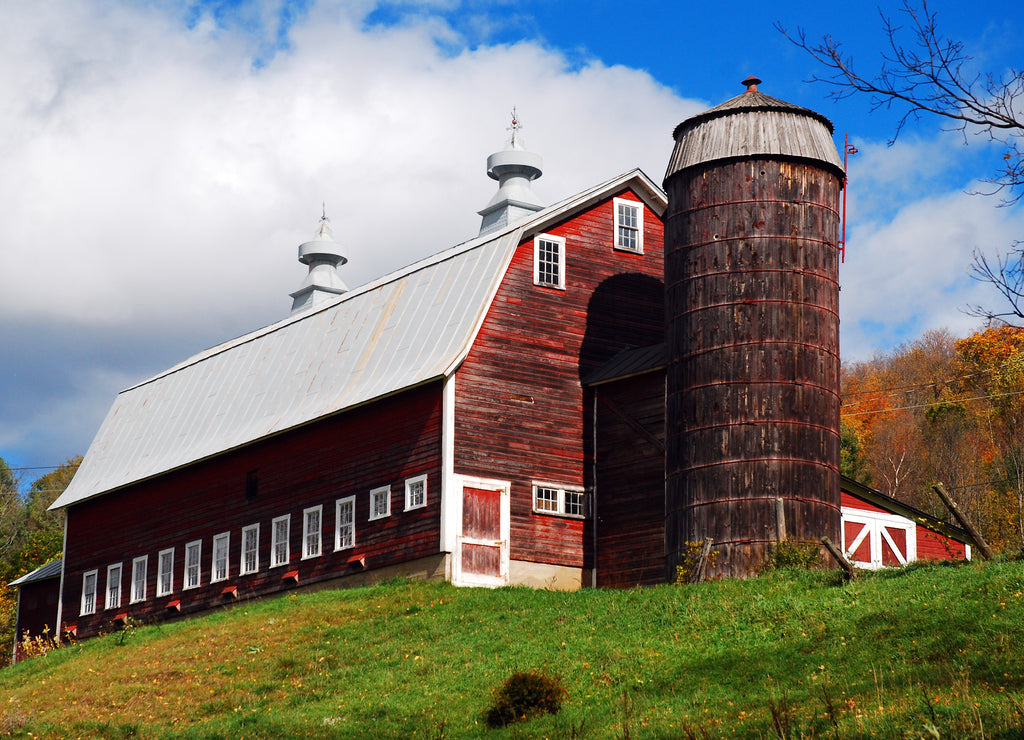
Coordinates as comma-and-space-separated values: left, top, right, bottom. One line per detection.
335, 496, 356, 551
184, 540, 202, 590
271, 515, 291, 568
156, 548, 174, 597
533, 234, 566, 289
212, 532, 230, 583
405, 474, 427, 512
106, 563, 122, 610
532, 482, 586, 519
81, 569, 98, 616
131, 555, 148, 603
369, 485, 391, 521
302, 505, 323, 559
241, 524, 260, 575
613, 197, 643, 253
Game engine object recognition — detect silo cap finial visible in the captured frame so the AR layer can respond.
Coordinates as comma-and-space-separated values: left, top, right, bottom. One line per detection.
742, 76, 762, 92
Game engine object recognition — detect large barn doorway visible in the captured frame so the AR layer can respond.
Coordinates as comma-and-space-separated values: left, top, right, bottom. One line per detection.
454, 478, 509, 587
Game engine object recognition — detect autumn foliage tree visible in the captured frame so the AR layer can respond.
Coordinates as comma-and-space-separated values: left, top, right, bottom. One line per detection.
0, 455, 78, 667
842, 326, 1024, 553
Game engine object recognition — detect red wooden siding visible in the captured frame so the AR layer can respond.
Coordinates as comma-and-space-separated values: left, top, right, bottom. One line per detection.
455, 189, 665, 570
13, 577, 61, 660
917, 527, 968, 560
840, 491, 888, 515
593, 372, 666, 587
61, 382, 443, 638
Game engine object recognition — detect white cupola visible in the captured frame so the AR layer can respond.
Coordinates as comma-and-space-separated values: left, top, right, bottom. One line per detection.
289, 210, 348, 314
477, 110, 544, 236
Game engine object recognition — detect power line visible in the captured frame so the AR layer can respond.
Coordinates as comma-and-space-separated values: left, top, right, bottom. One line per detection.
841, 388, 1024, 417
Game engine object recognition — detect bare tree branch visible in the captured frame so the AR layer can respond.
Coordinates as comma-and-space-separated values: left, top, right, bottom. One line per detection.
967, 245, 1024, 324
776, 0, 1024, 201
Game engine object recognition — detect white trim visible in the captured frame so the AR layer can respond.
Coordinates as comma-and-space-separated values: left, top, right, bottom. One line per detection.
80, 569, 98, 616
613, 197, 643, 253
369, 485, 391, 521
184, 540, 202, 590
452, 476, 510, 588
55, 515, 68, 638
271, 514, 291, 568
534, 233, 566, 290
303, 505, 323, 559
405, 474, 428, 511
440, 375, 458, 556
130, 555, 148, 603
211, 532, 230, 583
156, 548, 174, 597
105, 562, 122, 610
335, 495, 356, 551
241, 524, 260, 575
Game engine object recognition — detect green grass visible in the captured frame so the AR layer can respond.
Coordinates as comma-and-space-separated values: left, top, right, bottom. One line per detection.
2, 560, 1024, 738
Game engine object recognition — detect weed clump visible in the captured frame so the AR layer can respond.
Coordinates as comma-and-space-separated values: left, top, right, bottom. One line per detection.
485, 670, 567, 727
764, 539, 822, 571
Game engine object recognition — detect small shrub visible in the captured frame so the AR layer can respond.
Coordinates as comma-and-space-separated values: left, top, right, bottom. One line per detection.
674, 540, 717, 584
485, 670, 567, 727
17, 625, 59, 660
764, 539, 821, 571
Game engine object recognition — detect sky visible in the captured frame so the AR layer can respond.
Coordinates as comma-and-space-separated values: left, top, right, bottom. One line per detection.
2, 0, 1023, 483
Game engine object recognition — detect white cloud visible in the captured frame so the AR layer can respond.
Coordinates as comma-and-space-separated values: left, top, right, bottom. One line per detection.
0, 0, 699, 466
840, 186, 1024, 361
0, 0, 692, 333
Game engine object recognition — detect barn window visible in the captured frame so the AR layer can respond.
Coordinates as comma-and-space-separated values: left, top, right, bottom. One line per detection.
336, 495, 356, 550
532, 482, 586, 519
157, 548, 174, 597
271, 515, 290, 568
369, 485, 391, 521
405, 475, 427, 511
212, 532, 230, 582
241, 524, 260, 575
613, 198, 643, 253
303, 506, 322, 559
80, 570, 98, 615
184, 540, 202, 589
106, 563, 122, 609
534, 234, 566, 289
131, 556, 147, 603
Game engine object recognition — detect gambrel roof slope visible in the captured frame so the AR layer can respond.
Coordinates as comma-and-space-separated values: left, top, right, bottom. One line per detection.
53, 169, 666, 510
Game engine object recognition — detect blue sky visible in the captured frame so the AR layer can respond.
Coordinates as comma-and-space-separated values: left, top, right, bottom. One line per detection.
1, 0, 1022, 483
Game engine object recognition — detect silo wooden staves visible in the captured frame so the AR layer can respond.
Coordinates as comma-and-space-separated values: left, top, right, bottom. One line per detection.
663, 77, 845, 578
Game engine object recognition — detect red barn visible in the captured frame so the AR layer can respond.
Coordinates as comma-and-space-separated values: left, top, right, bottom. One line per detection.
11, 84, 973, 654
39, 155, 667, 639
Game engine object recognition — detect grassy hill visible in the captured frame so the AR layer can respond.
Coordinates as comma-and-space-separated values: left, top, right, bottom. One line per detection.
2, 560, 1024, 739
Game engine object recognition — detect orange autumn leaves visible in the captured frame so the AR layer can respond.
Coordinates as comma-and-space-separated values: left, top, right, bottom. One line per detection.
842, 327, 1024, 552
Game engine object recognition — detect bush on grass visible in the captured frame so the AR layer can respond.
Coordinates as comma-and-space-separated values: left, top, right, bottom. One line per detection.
485, 670, 567, 728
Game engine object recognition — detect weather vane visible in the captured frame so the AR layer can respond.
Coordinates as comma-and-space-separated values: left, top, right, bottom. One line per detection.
509, 106, 522, 145
320, 201, 330, 225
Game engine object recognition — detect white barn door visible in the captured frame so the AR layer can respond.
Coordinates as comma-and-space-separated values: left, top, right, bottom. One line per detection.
453, 477, 509, 587
842, 508, 917, 569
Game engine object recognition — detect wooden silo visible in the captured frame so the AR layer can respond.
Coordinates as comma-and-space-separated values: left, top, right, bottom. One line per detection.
663, 78, 845, 578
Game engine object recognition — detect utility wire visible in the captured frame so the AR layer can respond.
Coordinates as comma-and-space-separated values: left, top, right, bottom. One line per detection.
840, 387, 1024, 417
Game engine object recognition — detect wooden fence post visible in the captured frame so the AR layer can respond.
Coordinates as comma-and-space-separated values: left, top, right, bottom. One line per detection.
931, 483, 994, 560
821, 536, 856, 580
688, 538, 714, 584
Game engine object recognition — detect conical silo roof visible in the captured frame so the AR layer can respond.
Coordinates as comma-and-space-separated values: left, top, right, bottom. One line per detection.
665, 77, 844, 183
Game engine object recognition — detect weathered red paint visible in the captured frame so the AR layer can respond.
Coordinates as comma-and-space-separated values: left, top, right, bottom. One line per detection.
61, 382, 443, 638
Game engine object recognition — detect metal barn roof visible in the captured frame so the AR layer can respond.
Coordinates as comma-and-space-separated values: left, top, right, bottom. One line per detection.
9, 559, 63, 586
52, 169, 665, 510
